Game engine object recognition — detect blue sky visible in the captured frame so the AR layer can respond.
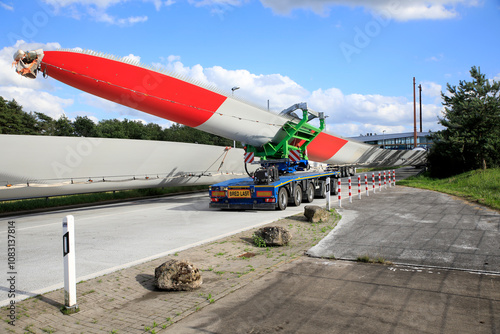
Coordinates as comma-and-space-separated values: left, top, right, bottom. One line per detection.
1, 0, 499, 137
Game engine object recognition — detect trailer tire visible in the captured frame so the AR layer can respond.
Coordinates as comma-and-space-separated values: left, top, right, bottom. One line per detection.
290, 184, 302, 206
304, 182, 314, 203
277, 187, 288, 211
332, 179, 338, 195
315, 181, 326, 199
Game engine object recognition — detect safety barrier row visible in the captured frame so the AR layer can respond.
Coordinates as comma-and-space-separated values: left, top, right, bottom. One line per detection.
337, 170, 396, 207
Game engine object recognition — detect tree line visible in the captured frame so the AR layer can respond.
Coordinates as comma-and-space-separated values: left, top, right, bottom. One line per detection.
0, 96, 239, 147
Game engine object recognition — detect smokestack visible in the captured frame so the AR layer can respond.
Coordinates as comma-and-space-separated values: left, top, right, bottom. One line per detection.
418, 84, 422, 133
413, 77, 417, 148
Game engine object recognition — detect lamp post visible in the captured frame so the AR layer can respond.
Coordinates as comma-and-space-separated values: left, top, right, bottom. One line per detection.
231, 86, 240, 148
382, 130, 386, 149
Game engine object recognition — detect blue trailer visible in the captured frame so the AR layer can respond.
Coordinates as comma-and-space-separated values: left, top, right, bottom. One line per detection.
209, 103, 341, 210
209, 169, 340, 210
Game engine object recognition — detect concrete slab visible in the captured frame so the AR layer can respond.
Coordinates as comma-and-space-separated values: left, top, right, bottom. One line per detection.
309, 177, 500, 273
167, 258, 500, 334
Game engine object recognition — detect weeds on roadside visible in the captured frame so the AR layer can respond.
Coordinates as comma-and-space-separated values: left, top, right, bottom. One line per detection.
252, 234, 267, 248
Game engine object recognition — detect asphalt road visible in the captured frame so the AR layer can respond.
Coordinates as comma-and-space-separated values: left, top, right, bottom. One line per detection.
0, 192, 309, 306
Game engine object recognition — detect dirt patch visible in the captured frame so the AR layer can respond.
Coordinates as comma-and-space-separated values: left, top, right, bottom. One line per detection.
238, 252, 257, 258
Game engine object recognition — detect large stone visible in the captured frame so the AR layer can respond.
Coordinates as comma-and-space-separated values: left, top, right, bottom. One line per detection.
254, 226, 292, 246
154, 259, 202, 291
304, 205, 329, 223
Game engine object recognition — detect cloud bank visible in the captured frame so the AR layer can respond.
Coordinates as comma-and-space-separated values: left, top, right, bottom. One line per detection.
260, 0, 480, 21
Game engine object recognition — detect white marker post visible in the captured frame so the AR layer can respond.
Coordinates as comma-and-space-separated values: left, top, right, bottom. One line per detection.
62, 215, 79, 314
325, 177, 331, 211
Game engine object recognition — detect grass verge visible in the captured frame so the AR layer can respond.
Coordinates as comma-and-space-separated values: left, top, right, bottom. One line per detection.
397, 168, 500, 211
0, 185, 209, 215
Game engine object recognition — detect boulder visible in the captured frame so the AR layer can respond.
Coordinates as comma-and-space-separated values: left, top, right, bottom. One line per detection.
254, 226, 292, 246
154, 259, 202, 291
304, 205, 329, 223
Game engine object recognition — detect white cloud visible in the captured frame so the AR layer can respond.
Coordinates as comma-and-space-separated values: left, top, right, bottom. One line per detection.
260, 0, 479, 21
86, 6, 148, 25
187, 0, 246, 15
0, 1, 14, 10
42, 0, 155, 26
426, 53, 445, 62
188, 0, 246, 7
0, 86, 73, 119
420, 81, 443, 99
122, 53, 141, 63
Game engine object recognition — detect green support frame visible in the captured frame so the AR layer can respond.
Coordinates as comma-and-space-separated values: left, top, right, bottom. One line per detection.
246, 108, 325, 161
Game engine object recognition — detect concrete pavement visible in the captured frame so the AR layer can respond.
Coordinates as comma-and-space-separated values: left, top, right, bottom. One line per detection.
310, 170, 500, 273
169, 257, 500, 334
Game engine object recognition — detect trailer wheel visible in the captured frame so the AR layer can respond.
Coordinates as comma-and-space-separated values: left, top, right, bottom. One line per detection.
315, 181, 326, 199
304, 182, 314, 203
332, 179, 338, 195
290, 184, 302, 206
277, 187, 288, 210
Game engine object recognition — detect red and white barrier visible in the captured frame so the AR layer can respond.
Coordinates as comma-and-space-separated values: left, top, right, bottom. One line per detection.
384, 171, 387, 189
393, 170, 396, 186
365, 174, 369, 196
358, 175, 361, 200
338, 178, 342, 207
378, 171, 381, 191
372, 172, 375, 193
348, 177, 352, 203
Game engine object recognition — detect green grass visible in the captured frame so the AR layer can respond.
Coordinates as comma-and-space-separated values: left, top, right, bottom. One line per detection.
0, 185, 209, 214
397, 168, 500, 211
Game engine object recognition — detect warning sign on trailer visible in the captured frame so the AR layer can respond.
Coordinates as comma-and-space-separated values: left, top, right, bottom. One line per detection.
244, 152, 254, 163
289, 149, 301, 162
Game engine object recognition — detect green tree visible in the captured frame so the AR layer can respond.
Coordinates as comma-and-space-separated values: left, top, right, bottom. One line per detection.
144, 122, 164, 141
74, 116, 98, 137
122, 119, 147, 140
34, 112, 55, 135
429, 66, 500, 177
0, 97, 38, 134
54, 115, 75, 136
96, 119, 127, 138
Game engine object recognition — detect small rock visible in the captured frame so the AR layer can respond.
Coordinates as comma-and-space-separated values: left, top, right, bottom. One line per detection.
154, 259, 202, 291
254, 226, 292, 246
304, 205, 329, 223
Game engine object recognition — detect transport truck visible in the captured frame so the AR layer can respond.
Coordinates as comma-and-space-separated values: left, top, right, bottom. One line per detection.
209, 103, 340, 210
